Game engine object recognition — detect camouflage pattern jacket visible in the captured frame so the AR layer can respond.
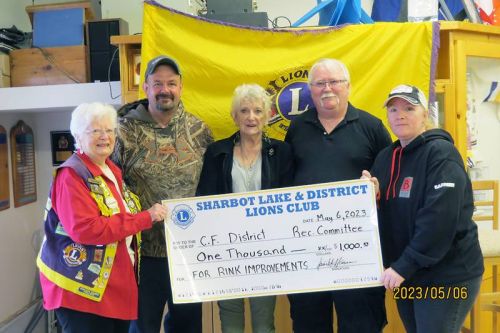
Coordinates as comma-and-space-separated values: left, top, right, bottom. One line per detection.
112, 99, 213, 257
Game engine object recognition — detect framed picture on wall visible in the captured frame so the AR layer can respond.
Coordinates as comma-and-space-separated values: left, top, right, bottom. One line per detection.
50, 131, 75, 166
128, 48, 141, 90
133, 52, 141, 86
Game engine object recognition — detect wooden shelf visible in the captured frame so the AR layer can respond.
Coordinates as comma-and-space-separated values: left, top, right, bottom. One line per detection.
25, 1, 95, 26
110, 34, 142, 45
10, 46, 88, 87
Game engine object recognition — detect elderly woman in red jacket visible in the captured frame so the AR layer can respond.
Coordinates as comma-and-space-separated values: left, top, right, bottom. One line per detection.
37, 102, 166, 333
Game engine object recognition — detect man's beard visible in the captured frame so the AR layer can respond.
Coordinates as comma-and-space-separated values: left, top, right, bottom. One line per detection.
155, 93, 176, 112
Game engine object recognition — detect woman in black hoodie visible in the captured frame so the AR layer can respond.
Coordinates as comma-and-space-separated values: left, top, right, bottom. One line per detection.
362, 85, 483, 333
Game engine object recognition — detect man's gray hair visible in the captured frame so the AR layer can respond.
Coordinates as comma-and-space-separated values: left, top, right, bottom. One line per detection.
308, 58, 351, 85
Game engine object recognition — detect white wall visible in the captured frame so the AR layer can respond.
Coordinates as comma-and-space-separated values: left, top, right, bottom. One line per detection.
0, 0, 375, 34
0, 0, 74, 33
0, 113, 39, 324
100, 0, 142, 34
1, 0, 34, 33
100, 0, 375, 34
0, 110, 71, 323
100, 0, 318, 34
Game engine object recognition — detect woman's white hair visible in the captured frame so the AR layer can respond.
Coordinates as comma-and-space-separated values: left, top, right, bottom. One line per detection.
231, 83, 272, 124
70, 102, 117, 150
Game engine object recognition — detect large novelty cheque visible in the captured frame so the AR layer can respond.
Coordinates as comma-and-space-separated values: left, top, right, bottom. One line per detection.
163, 179, 384, 303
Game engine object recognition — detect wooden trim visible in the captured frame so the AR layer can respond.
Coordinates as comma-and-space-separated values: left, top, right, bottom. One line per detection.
110, 34, 142, 45
472, 180, 499, 230
440, 21, 500, 35
0, 125, 9, 211
454, 40, 467, 161
25, 1, 95, 26
434, 79, 450, 94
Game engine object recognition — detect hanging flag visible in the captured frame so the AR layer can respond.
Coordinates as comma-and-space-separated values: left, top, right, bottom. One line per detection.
476, 0, 500, 25
141, 0, 438, 140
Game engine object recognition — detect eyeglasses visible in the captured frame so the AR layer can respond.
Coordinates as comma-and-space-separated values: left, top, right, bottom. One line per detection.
311, 79, 348, 88
86, 129, 117, 137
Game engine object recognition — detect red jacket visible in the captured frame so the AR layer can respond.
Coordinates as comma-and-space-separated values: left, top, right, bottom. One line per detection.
39, 152, 152, 319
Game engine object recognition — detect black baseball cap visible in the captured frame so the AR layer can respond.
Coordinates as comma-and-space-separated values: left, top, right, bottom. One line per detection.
145, 55, 181, 79
384, 84, 428, 108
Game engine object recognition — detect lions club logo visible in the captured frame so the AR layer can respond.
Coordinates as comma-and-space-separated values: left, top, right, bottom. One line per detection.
172, 204, 196, 229
63, 243, 87, 267
266, 67, 313, 138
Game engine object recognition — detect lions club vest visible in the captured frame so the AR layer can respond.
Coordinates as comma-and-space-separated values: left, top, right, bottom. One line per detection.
37, 154, 141, 302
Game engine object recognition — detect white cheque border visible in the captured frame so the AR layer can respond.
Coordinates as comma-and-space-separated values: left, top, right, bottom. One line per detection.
163, 179, 384, 303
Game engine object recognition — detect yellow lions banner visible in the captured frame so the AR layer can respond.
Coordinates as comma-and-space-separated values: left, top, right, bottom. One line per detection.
141, 1, 438, 140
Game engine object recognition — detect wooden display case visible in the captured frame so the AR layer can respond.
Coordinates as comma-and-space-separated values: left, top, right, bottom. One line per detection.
110, 34, 142, 103
436, 22, 500, 162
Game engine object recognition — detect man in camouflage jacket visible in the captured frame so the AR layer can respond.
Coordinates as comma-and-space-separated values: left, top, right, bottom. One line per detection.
113, 56, 213, 333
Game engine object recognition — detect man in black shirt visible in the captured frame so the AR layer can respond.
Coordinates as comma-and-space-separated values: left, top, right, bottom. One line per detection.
285, 58, 392, 333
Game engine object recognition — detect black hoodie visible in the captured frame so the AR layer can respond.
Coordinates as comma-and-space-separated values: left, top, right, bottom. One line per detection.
371, 129, 483, 286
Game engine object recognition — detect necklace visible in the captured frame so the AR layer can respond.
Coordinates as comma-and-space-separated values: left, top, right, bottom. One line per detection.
232, 151, 262, 192
235, 142, 261, 169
